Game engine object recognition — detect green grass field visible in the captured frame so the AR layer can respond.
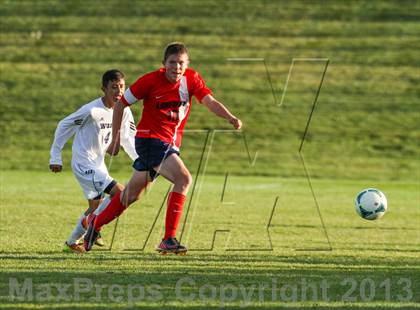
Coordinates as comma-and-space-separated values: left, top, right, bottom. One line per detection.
0, 0, 419, 179
0, 171, 419, 309
1, 0, 419, 309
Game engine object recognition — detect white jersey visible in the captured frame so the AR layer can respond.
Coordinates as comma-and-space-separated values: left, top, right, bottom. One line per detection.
50, 97, 138, 169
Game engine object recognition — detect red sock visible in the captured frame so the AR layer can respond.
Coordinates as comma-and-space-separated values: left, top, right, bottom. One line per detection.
94, 191, 127, 230
164, 191, 186, 239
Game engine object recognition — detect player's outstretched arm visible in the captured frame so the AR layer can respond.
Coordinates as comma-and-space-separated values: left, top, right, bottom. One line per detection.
107, 100, 126, 156
201, 94, 242, 130
49, 105, 90, 172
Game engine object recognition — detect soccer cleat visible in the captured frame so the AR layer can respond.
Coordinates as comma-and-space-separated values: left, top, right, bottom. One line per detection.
156, 237, 187, 255
83, 214, 100, 252
77, 233, 105, 247
63, 241, 85, 254
94, 233, 105, 247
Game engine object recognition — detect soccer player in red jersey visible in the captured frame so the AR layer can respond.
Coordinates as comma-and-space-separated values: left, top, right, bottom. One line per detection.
84, 42, 242, 254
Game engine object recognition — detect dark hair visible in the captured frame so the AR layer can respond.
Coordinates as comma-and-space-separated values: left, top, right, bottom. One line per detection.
163, 42, 188, 62
102, 69, 125, 87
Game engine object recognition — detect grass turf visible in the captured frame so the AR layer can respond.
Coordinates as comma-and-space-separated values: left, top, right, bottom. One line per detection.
0, 0, 419, 179
0, 171, 418, 309
0, 0, 419, 308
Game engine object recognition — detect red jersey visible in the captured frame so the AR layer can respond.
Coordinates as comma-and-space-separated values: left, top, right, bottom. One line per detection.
121, 68, 212, 149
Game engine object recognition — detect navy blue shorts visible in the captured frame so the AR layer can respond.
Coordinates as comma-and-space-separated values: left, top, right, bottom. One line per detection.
133, 138, 180, 180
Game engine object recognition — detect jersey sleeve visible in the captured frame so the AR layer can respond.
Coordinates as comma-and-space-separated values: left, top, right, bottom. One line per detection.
49, 104, 91, 165
119, 108, 138, 161
121, 73, 151, 106
192, 71, 212, 103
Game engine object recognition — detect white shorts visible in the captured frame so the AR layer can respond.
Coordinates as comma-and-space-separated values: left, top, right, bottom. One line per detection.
71, 162, 114, 200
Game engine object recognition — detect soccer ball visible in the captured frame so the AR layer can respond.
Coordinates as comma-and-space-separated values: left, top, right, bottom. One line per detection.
354, 188, 387, 220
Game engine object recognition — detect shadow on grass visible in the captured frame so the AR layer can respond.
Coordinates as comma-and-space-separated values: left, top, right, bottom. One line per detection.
0, 251, 419, 268
1, 305, 419, 310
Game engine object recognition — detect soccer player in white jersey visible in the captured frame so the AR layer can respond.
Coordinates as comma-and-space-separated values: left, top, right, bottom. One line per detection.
50, 69, 138, 254
84, 43, 242, 254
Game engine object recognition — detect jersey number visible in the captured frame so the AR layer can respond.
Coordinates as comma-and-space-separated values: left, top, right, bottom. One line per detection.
104, 132, 111, 144
167, 110, 179, 122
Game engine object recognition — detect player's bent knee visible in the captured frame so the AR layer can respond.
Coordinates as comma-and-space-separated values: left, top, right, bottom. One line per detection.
176, 171, 192, 191
185, 172, 193, 188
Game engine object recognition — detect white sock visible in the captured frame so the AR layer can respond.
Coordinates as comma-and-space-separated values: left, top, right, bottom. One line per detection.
65, 197, 111, 245
66, 214, 86, 245
94, 196, 111, 215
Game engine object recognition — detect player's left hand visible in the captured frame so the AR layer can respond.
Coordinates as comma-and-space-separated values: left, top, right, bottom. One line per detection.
49, 164, 62, 173
229, 116, 242, 130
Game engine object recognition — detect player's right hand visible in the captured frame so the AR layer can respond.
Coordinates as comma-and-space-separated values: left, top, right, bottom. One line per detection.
49, 164, 62, 173
107, 140, 120, 156
229, 116, 242, 130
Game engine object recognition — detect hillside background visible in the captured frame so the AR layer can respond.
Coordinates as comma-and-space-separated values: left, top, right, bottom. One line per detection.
0, 0, 419, 181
